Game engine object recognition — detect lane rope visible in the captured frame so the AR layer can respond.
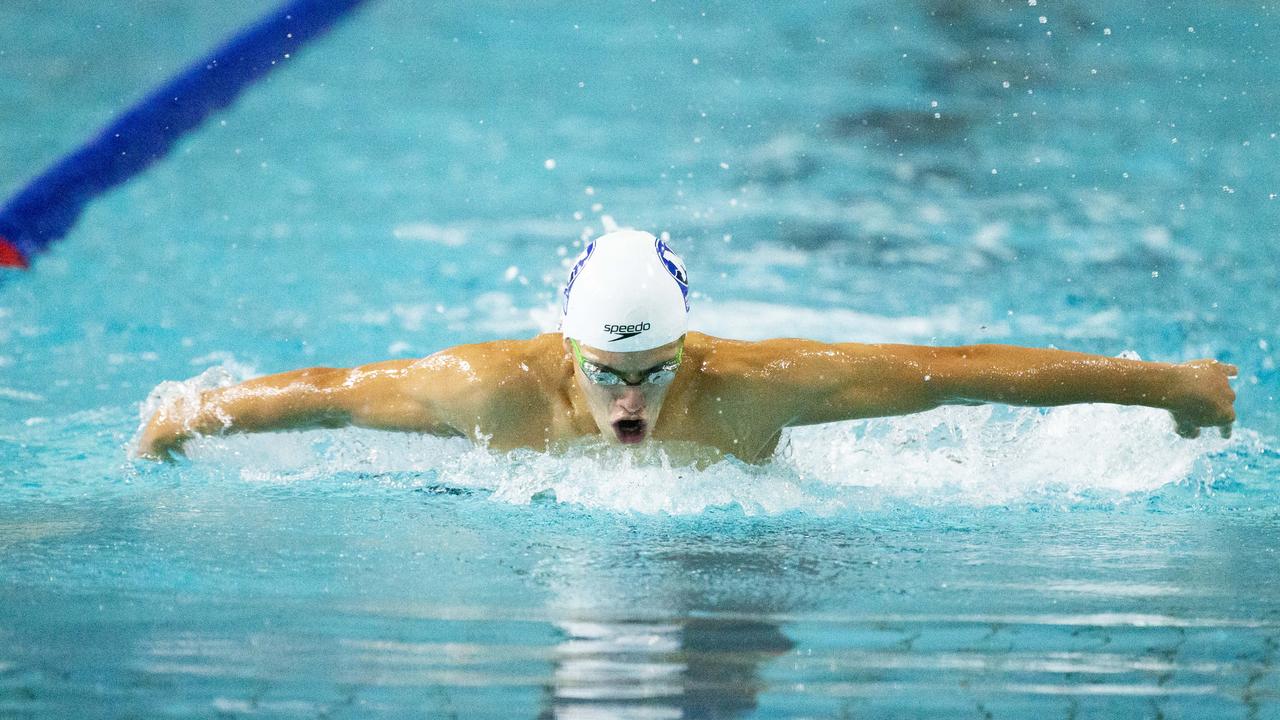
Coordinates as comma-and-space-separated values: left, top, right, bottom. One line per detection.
0, 0, 371, 269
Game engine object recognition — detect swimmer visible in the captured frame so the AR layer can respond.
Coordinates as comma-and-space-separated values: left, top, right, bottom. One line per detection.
137, 229, 1238, 463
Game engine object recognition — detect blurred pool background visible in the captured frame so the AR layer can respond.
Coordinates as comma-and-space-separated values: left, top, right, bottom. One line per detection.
1, 1, 1278, 717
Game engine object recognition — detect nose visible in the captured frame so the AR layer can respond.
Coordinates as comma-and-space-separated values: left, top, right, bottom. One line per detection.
615, 387, 646, 414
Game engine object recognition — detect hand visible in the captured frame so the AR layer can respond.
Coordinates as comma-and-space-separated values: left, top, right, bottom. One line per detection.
1167, 359, 1237, 439
135, 404, 192, 461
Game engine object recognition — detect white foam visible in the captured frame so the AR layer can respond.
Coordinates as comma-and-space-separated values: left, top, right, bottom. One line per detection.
131, 359, 258, 459
392, 222, 469, 247
163, 400, 1237, 515
0, 387, 43, 402
783, 403, 1229, 507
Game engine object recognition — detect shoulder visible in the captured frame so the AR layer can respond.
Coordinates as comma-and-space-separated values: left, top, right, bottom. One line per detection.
670, 333, 820, 453
403, 334, 565, 400
681, 333, 884, 415
677, 333, 808, 410
408, 334, 556, 373
368, 335, 563, 439
684, 332, 829, 377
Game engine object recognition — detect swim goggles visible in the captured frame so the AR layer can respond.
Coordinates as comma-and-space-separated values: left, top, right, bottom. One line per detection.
570, 338, 684, 387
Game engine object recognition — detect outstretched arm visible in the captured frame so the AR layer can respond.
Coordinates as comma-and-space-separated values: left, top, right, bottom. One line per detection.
136, 354, 475, 460
768, 341, 1237, 437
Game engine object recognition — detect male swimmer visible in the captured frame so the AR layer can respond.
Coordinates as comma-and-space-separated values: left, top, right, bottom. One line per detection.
138, 230, 1237, 464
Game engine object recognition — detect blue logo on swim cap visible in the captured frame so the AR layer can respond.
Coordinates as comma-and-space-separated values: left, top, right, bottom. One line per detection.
655, 238, 689, 311
562, 241, 595, 314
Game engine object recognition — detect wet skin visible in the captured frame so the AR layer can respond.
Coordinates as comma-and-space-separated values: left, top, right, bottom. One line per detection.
138, 332, 1238, 464
566, 337, 683, 446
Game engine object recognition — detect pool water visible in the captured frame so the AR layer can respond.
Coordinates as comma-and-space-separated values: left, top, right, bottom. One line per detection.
2, 1, 1279, 717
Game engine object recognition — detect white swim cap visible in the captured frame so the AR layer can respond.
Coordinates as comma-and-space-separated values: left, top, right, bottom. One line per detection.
561, 230, 689, 351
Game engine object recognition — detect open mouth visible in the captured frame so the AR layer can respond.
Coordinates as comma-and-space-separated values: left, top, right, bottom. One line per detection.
612, 418, 647, 444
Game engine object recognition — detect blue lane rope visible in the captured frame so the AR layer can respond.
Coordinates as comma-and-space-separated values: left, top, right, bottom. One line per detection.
0, 0, 371, 269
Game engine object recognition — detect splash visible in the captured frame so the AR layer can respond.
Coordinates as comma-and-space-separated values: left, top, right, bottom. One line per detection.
153, 399, 1236, 515
130, 358, 258, 460
783, 403, 1230, 506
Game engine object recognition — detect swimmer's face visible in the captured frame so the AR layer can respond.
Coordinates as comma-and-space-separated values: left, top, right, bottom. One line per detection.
565, 336, 684, 445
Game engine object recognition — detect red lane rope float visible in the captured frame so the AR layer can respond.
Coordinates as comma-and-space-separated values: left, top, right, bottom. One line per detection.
0, 236, 27, 269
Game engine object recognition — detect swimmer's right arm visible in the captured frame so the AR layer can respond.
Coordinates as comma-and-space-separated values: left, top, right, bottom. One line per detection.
136, 355, 476, 460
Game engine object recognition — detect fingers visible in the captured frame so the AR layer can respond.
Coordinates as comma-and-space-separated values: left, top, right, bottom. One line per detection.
1175, 416, 1201, 439
1197, 360, 1237, 377
134, 445, 169, 462
135, 434, 186, 462
1172, 415, 1237, 440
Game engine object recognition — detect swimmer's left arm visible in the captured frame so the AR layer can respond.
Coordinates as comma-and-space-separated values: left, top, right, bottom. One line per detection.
916, 345, 1236, 438
770, 341, 1237, 438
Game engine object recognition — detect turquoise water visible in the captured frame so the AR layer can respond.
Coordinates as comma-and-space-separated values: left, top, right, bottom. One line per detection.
2, 1, 1279, 717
